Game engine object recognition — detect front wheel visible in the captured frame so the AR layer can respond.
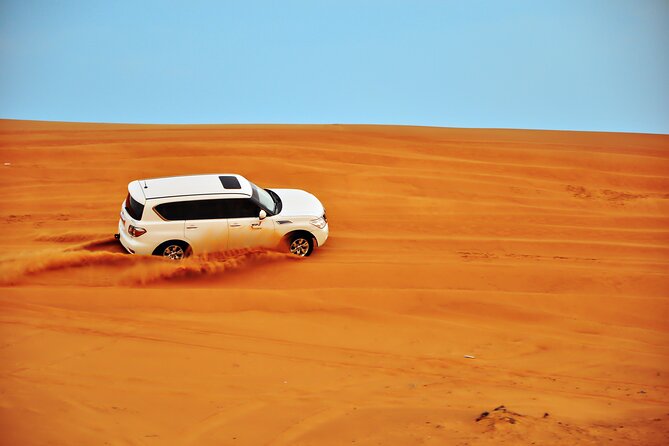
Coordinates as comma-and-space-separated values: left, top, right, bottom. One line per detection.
288, 235, 314, 257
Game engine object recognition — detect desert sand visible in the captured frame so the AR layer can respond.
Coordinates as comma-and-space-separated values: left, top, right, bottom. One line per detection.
0, 119, 668, 445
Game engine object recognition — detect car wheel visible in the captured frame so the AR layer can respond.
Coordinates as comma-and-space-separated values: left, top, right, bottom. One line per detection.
288, 235, 314, 257
154, 241, 191, 260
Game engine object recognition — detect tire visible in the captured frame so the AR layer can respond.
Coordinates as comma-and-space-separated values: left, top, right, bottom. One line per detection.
287, 234, 314, 257
153, 241, 191, 260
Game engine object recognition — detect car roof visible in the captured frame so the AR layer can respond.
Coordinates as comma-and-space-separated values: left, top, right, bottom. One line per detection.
138, 174, 253, 200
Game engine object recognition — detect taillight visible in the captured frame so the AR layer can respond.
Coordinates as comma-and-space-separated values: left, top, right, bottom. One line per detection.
128, 225, 146, 237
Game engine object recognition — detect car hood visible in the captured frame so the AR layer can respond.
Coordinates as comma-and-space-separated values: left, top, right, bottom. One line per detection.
271, 189, 324, 217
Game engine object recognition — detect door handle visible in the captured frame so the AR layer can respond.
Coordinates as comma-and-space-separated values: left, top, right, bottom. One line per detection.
251, 222, 262, 229
186, 225, 198, 229
230, 223, 241, 228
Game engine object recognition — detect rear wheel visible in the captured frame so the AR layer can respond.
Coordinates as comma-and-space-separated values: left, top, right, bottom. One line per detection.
153, 241, 191, 260
288, 235, 314, 257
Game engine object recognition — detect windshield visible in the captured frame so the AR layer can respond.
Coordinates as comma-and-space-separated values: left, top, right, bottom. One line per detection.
250, 182, 277, 214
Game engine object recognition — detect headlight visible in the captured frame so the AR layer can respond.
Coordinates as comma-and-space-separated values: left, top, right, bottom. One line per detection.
310, 216, 326, 229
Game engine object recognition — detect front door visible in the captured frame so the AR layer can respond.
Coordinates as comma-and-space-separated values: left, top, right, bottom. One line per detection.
227, 216, 276, 250
223, 198, 276, 250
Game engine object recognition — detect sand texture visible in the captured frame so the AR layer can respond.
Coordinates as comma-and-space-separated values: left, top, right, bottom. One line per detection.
1, 120, 668, 445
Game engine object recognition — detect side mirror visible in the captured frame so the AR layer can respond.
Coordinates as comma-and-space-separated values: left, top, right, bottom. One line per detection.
259, 209, 267, 220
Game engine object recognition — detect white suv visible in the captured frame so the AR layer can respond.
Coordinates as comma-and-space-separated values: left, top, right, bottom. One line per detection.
115, 174, 328, 259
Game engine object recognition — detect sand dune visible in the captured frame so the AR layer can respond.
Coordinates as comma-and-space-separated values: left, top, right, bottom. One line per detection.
0, 120, 668, 445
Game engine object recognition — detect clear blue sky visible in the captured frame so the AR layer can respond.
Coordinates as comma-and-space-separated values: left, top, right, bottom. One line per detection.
1, 0, 668, 133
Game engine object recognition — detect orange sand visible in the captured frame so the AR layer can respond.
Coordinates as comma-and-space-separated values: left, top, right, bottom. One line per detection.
1, 120, 668, 445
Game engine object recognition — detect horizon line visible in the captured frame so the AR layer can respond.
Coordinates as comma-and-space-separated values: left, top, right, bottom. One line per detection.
1, 118, 667, 137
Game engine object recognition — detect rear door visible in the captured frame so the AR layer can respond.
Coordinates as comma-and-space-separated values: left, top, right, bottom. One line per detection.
223, 198, 276, 250
181, 199, 230, 254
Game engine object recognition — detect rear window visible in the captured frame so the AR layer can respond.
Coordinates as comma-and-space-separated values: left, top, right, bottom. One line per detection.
125, 193, 144, 220
155, 198, 260, 221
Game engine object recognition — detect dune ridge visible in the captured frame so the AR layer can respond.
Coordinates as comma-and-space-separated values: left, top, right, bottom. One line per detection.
0, 120, 668, 445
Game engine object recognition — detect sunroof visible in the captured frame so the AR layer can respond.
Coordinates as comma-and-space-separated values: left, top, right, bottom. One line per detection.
219, 176, 241, 189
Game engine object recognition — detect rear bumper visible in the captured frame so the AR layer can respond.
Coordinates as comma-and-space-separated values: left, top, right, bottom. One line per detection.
117, 221, 135, 254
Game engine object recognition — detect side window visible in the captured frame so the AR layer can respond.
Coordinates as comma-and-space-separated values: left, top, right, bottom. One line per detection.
189, 200, 221, 220
220, 198, 260, 218
156, 199, 259, 220
156, 200, 221, 220
155, 201, 188, 220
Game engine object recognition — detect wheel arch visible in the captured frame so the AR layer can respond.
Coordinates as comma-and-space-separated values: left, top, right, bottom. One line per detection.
280, 229, 318, 247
